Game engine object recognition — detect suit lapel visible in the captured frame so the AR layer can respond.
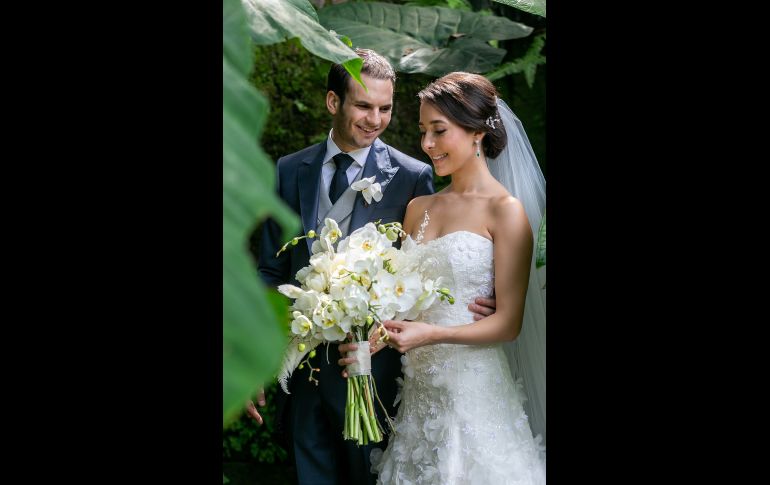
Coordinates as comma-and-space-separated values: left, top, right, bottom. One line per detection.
297, 143, 326, 253
351, 139, 400, 230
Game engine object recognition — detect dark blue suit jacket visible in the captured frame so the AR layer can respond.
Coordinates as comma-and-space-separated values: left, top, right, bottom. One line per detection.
258, 137, 433, 484
260, 137, 434, 288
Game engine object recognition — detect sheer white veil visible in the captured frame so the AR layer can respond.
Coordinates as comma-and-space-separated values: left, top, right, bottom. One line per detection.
486, 98, 546, 447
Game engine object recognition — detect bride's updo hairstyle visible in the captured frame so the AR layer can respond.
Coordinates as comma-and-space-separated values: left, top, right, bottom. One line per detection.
417, 72, 507, 158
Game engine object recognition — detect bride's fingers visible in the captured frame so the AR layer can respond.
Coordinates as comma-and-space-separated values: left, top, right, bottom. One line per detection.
383, 320, 405, 332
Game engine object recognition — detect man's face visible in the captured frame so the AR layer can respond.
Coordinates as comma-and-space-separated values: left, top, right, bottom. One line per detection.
327, 73, 393, 152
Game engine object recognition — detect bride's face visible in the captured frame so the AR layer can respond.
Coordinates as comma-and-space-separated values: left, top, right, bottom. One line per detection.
418, 101, 478, 177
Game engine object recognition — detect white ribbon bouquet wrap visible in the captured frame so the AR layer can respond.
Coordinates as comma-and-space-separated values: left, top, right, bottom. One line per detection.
346, 341, 372, 377
275, 217, 455, 445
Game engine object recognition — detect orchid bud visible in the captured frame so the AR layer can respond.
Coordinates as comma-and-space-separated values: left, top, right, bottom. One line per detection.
439, 288, 451, 295
366, 315, 374, 325
448, 297, 455, 304
298, 343, 306, 352
307, 230, 316, 238
378, 225, 387, 234
309, 350, 317, 358
299, 364, 305, 370
386, 229, 398, 241
291, 238, 299, 246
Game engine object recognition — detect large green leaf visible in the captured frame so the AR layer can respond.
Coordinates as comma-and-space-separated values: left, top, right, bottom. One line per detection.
241, 0, 364, 88
405, 0, 473, 10
492, 0, 546, 18
536, 210, 546, 268
486, 31, 545, 87
318, 2, 533, 76
223, 0, 301, 426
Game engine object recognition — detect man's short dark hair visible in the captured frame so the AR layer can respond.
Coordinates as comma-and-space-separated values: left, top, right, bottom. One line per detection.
327, 48, 396, 106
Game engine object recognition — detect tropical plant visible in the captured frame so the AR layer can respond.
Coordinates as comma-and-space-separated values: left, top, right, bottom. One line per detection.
492, 0, 546, 18
485, 31, 545, 87
318, 1, 533, 77
223, 0, 364, 426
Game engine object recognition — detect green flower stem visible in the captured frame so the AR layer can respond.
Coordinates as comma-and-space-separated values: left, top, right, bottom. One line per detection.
344, 378, 351, 437
349, 377, 354, 432
371, 371, 395, 434
344, 371, 386, 444
350, 380, 357, 440
347, 377, 356, 441
275, 231, 317, 257
352, 376, 362, 442
367, 379, 381, 441
357, 376, 376, 442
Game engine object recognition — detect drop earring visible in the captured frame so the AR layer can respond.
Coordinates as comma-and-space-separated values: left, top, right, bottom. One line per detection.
475, 140, 480, 157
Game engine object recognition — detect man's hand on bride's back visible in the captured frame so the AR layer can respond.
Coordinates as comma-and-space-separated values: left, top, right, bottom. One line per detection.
468, 296, 496, 321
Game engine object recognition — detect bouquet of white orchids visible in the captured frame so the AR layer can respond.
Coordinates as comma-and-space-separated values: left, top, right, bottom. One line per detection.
275, 217, 454, 445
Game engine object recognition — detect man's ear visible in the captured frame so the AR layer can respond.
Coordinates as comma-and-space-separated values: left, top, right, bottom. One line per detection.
326, 91, 339, 115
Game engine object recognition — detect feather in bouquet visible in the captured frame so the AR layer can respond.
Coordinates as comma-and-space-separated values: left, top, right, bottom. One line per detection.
275, 217, 454, 445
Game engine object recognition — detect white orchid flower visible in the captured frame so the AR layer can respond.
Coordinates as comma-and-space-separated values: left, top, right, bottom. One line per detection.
278, 284, 305, 299
309, 252, 332, 275
379, 271, 421, 314
318, 301, 344, 328
290, 313, 313, 337
348, 223, 391, 254
351, 176, 383, 204
397, 276, 444, 320
390, 272, 423, 311
293, 291, 320, 313
322, 324, 347, 341
320, 218, 342, 243
305, 271, 328, 293
311, 235, 334, 255
380, 246, 406, 273
295, 265, 313, 284
340, 283, 370, 325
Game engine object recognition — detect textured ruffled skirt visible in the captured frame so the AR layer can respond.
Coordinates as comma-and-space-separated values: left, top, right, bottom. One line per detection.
371, 343, 546, 484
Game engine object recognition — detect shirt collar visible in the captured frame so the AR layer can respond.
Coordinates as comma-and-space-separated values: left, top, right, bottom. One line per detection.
323, 129, 370, 168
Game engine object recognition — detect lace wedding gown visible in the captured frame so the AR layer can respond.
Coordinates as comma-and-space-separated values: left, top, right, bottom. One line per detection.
371, 227, 546, 485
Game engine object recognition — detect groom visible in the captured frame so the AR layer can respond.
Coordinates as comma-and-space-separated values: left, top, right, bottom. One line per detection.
249, 49, 495, 484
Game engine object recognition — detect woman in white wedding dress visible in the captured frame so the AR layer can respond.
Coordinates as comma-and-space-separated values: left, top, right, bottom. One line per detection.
345, 72, 546, 484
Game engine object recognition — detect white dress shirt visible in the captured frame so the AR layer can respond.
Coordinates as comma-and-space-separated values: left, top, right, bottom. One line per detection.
321, 129, 371, 193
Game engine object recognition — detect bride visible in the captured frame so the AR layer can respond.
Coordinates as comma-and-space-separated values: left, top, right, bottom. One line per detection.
343, 72, 546, 484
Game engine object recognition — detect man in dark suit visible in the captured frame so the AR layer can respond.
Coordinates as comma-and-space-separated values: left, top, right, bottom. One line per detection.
247, 49, 495, 485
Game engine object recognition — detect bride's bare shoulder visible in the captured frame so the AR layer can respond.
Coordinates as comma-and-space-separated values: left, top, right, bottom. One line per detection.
491, 194, 523, 212
488, 195, 531, 240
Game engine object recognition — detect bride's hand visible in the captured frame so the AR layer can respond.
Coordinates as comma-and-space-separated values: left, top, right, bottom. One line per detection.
382, 320, 435, 353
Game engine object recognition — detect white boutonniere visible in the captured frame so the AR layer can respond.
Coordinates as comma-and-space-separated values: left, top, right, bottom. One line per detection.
350, 176, 383, 206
